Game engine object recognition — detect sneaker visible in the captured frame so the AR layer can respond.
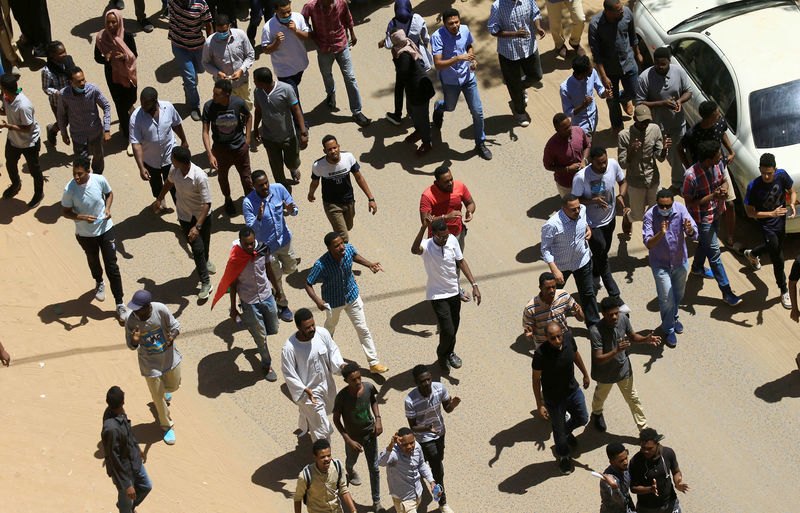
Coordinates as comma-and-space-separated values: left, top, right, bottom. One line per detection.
514, 111, 530, 127
2, 183, 21, 199
591, 412, 607, 432
163, 428, 176, 445
265, 368, 278, 382
190, 109, 201, 122
126, 143, 134, 156
139, 19, 154, 33
558, 456, 574, 474
744, 249, 762, 270
433, 106, 444, 129
369, 363, 389, 374
27, 193, 43, 209
325, 92, 336, 111
116, 304, 128, 325
224, 196, 236, 216
723, 291, 743, 307
566, 433, 578, 448
206, 261, 216, 274
385, 112, 402, 126
279, 305, 294, 322
523, 91, 529, 105
415, 142, 432, 156
198, 281, 213, 299
347, 470, 362, 486
439, 505, 454, 513
665, 332, 677, 348
618, 303, 631, 315
46, 123, 57, 146
475, 142, 492, 161
673, 319, 684, 334
782, 291, 792, 310
690, 266, 714, 279
165, 392, 172, 404
593, 276, 602, 291
95, 281, 106, 302
403, 131, 421, 144
373, 501, 386, 513
115, 0, 125, 9
448, 353, 462, 369
353, 112, 371, 127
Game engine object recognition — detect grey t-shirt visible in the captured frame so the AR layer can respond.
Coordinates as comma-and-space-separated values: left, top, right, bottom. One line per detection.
635, 65, 692, 134
589, 314, 633, 383
124, 302, 182, 378
254, 81, 298, 143
333, 381, 377, 439
3, 92, 40, 148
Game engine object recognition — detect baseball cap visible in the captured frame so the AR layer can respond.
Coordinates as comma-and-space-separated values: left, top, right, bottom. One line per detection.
127, 290, 152, 311
633, 105, 652, 122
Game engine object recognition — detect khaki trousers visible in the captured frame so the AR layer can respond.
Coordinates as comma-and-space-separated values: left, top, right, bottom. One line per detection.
270, 241, 298, 308
628, 183, 659, 221
546, 0, 586, 48
144, 361, 182, 430
591, 375, 648, 431
392, 497, 421, 513
231, 82, 253, 111
556, 183, 573, 198
323, 201, 356, 243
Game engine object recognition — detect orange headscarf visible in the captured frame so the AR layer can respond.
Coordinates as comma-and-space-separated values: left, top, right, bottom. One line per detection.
95, 9, 138, 87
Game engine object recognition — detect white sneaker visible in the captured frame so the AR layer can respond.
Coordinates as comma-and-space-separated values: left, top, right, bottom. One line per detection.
743, 249, 762, 270
95, 281, 106, 302
514, 111, 530, 127
126, 143, 134, 156
618, 303, 631, 315
781, 291, 792, 310
440, 504, 455, 513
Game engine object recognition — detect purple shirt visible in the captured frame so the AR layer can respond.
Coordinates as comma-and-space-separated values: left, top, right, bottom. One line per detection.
57, 82, 111, 144
642, 202, 698, 270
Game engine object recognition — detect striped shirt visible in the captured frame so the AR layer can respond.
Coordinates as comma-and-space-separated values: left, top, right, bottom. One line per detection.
41, 66, 72, 111
523, 290, 576, 347
306, 243, 360, 309
683, 161, 727, 224
57, 82, 111, 144
168, 0, 212, 50
541, 205, 591, 272
405, 382, 449, 443
487, 0, 542, 61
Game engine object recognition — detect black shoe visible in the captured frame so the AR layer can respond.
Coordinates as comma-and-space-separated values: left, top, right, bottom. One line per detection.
3, 183, 21, 199
592, 413, 607, 432
475, 142, 492, 160
433, 107, 444, 129
325, 93, 336, 111
224, 196, 236, 216
32, 45, 47, 58
139, 18, 155, 33
558, 456, 574, 474
438, 358, 451, 374
448, 353, 462, 369
27, 193, 43, 209
353, 112, 371, 127
385, 112, 402, 126
46, 124, 57, 146
115, 0, 125, 9
566, 433, 578, 448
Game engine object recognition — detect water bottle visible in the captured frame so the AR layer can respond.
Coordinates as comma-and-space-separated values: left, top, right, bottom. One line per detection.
432, 484, 443, 502
235, 314, 242, 326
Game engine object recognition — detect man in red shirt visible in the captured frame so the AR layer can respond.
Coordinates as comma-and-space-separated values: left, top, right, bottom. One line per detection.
419, 165, 476, 300
301, 0, 370, 127
543, 112, 590, 198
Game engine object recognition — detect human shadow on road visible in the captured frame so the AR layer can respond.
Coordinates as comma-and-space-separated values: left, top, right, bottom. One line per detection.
613, 237, 649, 284
390, 300, 437, 337
376, 363, 459, 404
134, 276, 193, 319
94, 421, 164, 466
304, 100, 357, 128
516, 242, 541, 264
70, 15, 105, 43
0, 198, 28, 224
113, 206, 190, 260
286, 267, 312, 289
680, 268, 776, 328
457, 114, 517, 142
527, 195, 562, 220
627, 335, 666, 374
488, 414, 552, 467
252, 436, 313, 498
509, 333, 533, 358
154, 58, 181, 84
499, 460, 590, 494
754, 370, 800, 403
38, 290, 116, 330
33, 201, 63, 225
213, 316, 247, 350
197, 346, 265, 398
539, 47, 574, 75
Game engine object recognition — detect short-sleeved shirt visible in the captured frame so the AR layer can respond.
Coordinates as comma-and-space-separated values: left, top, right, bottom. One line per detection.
2, 93, 39, 148
124, 302, 182, 378
589, 315, 633, 384
61, 174, 114, 238
261, 14, 310, 77
129, 101, 182, 168
487, 0, 542, 61
523, 290, 577, 347
405, 382, 450, 443
168, 163, 213, 222
635, 65, 692, 135
571, 159, 625, 227
542, 127, 591, 188
683, 161, 726, 224
745, 170, 794, 234
311, 152, 359, 204
680, 116, 728, 162
420, 235, 462, 300
431, 25, 474, 86
306, 244, 360, 309
254, 81, 298, 143
168, 0, 212, 50
419, 180, 472, 236
531, 331, 579, 403
333, 382, 377, 439
202, 95, 250, 150
629, 447, 679, 509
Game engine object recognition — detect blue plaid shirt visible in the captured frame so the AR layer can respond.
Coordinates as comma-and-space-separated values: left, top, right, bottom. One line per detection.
541, 205, 592, 272
487, 0, 542, 61
306, 244, 360, 308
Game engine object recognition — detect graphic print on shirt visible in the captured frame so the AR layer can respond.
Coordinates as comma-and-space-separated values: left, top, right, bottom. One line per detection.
140, 327, 167, 355
590, 178, 608, 208
214, 109, 238, 136
760, 181, 785, 211
349, 398, 372, 426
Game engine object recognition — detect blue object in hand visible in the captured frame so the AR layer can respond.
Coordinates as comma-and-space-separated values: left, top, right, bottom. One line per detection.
432, 484, 442, 502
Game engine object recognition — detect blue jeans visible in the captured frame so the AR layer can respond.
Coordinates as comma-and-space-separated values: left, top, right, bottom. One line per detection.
605, 70, 638, 130
344, 432, 380, 503
247, 0, 274, 43
652, 261, 689, 335
434, 76, 485, 143
692, 218, 730, 289
114, 465, 152, 513
317, 46, 362, 115
239, 295, 279, 370
171, 44, 205, 109
544, 387, 588, 457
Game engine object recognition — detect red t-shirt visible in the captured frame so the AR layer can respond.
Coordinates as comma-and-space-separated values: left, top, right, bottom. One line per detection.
420, 180, 471, 236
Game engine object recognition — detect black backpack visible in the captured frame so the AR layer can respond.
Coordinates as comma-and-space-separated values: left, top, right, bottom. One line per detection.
302, 458, 342, 505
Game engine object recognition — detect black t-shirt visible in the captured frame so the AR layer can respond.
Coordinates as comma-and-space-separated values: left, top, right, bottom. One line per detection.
333, 382, 377, 439
629, 446, 679, 509
202, 95, 250, 150
744, 170, 793, 234
680, 116, 727, 162
531, 331, 579, 403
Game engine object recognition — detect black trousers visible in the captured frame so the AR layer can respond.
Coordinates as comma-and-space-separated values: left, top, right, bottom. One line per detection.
420, 435, 447, 505
498, 51, 542, 114
588, 218, 621, 299
562, 259, 601, 327
76, 226, 124, 304
752, 229, 787, 293
145, 163, 176, 202
108, 82, 137, 140
5, 140, 43, 197
430, 294, 461, 363
178, 216, 211, 284
8, 0, 51, 49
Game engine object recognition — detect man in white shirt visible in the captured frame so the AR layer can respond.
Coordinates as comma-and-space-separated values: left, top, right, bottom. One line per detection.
0, 73, 43, 207
411, 215, 481, 373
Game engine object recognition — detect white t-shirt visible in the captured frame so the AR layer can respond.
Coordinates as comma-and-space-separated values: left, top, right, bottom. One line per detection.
420, 235, 462, 300
261, 13, 310, 77
571, 158, 625, 228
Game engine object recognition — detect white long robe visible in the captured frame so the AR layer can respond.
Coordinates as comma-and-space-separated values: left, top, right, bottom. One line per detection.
281, 327, 344, 441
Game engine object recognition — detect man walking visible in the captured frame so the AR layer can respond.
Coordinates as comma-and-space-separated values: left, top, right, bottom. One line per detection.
542, 112, 590, 197
0, 73, 43, 207
243, 169, 299, 322
540, 194, 601, 327
559, 55, 607, 140
282, 308, 347, 441
101, 386, 153, 513
305, 232, 389, 374
168, 0, 213, 121
411, 216, 481, 373
532, 322, 590, 474
642, 188, 697, 347
405, 364, 460, 513
545, 0, 586, 58
201, 79, 254, 215
213, 226, 282, 381
301, 0, 371, 127
634, 47, 692, 191
124, 290, 182, 445
61, 156, 127, 324
431, 8, 492, 161
40, 41, 74, 148
590, 296, 659, 433
130, 87, 188, 209
153, 146, 215, 299
743, 153, 795, 309
683, 140, 743, 306
379, 427, 437, 513
629, 428, 690, 513
333, 362, 384, 511
309, 135, 377, 243
523, 271, 584, 349
202, 13, 255, 109
599, 442, 635, 513
294, 438, 358, 513
588, 0, 643, 132
57, 67, 111, 174
487, 0, 546, 127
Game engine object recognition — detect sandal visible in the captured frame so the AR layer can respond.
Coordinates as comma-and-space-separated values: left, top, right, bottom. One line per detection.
290, 169, 301, 184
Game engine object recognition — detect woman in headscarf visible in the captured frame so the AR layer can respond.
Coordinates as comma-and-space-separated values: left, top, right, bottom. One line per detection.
390, 29, 434, 156
40, 41, 74, 147
94, 8, 138, 156
378, 0, 433, 126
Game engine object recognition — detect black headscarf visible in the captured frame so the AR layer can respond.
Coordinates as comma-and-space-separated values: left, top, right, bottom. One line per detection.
46, 53, 76, 79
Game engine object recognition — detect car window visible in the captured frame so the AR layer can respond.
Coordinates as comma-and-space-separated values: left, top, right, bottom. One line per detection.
749, 79, 800, 148
673, 38, 738, 133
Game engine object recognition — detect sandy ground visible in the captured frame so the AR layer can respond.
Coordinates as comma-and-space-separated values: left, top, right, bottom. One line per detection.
2, 0, 800, 512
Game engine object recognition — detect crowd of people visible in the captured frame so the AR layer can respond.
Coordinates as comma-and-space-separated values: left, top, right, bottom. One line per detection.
1, 0, 798, 512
